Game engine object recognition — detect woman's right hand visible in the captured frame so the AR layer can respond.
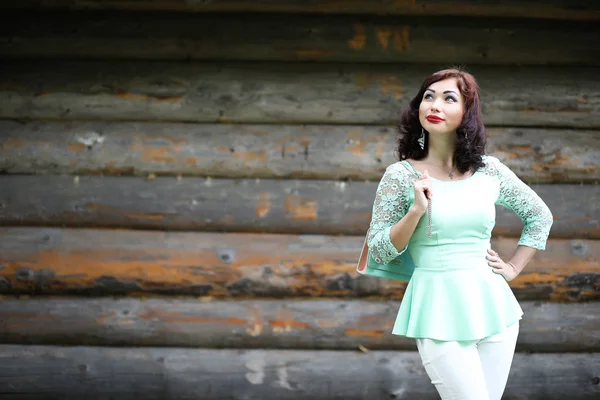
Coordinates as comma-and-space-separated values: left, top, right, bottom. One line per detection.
412, 170, 433, 216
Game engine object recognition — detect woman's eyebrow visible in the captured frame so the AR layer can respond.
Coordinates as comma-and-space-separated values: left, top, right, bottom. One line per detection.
424, 89, 459, 96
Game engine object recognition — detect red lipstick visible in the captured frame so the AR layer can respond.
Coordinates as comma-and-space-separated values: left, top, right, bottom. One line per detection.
426, 115, 444, 123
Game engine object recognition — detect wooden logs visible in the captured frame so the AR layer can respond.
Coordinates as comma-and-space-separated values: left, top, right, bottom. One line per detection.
0, 345, 599, 399
2, 0, 599, 21
1, 61, 599, 128
1, 11, 598, 65
1, 121, 598, 184
1, 175, 597, 238
1, 298, 598, 352
0, 228, 597, 301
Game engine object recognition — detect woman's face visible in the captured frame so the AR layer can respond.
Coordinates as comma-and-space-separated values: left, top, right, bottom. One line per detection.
419, 78, 465, 135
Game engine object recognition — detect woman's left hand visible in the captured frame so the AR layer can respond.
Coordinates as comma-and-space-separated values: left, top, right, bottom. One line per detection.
486, 249, 519, 281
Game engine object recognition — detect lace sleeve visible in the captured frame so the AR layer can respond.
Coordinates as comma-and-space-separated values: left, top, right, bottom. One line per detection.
367, 163, 413, 264
490, 156, 553, 250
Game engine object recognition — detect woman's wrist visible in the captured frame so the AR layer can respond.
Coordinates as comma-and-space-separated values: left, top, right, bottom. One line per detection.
409, 205, 426, 217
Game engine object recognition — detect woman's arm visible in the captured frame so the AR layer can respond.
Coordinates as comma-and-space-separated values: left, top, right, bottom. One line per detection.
487, 245, 536, 281
493, 156, 553, 250
486, 156, 553, 280
367, 164, 425, 264
389, 207, 425, 253
507, 245, 537, 274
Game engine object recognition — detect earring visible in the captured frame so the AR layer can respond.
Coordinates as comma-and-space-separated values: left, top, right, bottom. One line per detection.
418, 128, 425, 150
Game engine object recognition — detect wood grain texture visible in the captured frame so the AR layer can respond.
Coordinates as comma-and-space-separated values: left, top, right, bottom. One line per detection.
2, 0, 599, 21
0, 228, 598, 301
1, 298, 598, 352
1, 175, 597, 238
1, 121, 598, 184
1, 11, 598, 65
0, 345, 599, 400
1, 60, 598, 128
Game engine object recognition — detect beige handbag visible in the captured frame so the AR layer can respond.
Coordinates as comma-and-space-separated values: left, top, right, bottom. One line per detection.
356, 233, 415, 282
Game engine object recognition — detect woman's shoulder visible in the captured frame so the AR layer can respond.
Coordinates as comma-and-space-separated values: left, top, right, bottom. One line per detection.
381, 160, 417, 183
478, 154, 502, 174
477, 155, 520, 185
481, 154, 499, 163
386, 159, 417, 176
481, 154, 514, 170
479, 154, 498, 165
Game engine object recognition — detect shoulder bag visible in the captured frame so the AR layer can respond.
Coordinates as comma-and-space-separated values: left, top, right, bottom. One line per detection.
356, 233, 415, 282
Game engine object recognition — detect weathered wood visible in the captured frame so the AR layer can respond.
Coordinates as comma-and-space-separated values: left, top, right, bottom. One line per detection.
1, 121, 598, 184
1, 61, 599, 128
0, 228, 598, 301
1, 11, 598, 65
0, 345, 599, 400
1, 298, 598, 352
1, 176, 597, 239
2, 0, 599, 21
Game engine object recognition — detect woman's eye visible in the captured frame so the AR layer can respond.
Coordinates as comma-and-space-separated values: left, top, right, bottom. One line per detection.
446, 96, 457, 102
424, 94, 433, 100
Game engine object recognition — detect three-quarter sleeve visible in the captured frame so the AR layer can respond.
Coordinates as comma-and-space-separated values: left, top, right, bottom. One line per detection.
367, 163, 413, 264
491, 156, 553, 250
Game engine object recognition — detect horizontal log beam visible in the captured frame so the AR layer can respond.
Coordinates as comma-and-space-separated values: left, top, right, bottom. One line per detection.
1, 11, 598, 65
1, 0, 598, 21
1, 121, 598, 184
0, 176, 597, 239
0, 228, 598, 301
1, 298, 598, 352
0, 345, 598, 399
0, 61, 598, 127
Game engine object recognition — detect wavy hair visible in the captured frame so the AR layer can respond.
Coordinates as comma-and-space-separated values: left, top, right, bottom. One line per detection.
396, 68, 486, 173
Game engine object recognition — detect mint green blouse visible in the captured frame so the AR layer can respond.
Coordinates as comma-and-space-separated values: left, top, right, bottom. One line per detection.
367, 155, 553, 341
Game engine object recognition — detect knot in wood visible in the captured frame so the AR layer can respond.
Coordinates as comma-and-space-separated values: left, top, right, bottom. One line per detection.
570, 240, 589, 257
216, 247, 236, 264
15, 267, 35, 281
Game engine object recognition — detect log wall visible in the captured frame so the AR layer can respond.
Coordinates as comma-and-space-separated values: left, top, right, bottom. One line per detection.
0, 61, 598, 127
4, 0, 600, 20
1, 228, 597, 300
2, 345, 600, 400
1, 121, 598, 183
0, 345, 598, 400
1, 11, 598, 65
2, 298, 599, 352
0, 1, 598, 398
1, 177, 598, 237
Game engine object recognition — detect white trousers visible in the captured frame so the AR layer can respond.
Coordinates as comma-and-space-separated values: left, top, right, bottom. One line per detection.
415, 321, 519, 400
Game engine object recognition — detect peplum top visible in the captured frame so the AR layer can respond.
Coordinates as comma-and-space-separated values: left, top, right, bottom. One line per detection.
367, 155, 553, 341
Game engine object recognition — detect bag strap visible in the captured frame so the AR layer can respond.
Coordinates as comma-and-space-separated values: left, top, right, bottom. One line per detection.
356, 234, 370, 274
400, 160, 420, 177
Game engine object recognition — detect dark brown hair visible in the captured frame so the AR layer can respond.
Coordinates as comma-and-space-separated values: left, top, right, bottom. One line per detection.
396, 68, 486, 173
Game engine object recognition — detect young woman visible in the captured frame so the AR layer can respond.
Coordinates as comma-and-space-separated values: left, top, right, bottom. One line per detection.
367, 68, 553, 400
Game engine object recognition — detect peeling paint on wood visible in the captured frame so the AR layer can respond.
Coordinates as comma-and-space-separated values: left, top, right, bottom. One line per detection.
0, 176, 597, 238
0, 228, 597, 301
284, 195, 318, 221
0, 345, 598, 399
2, 299, 598, 353
1, 11, 597, 65
347, 23, 366, 50
1, 61, 598, 127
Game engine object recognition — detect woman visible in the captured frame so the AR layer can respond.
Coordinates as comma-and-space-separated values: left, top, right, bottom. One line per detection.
367, 68, 553, 400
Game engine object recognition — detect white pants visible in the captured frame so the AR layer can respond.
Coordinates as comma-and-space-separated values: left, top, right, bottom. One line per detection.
415, 321, 519, 400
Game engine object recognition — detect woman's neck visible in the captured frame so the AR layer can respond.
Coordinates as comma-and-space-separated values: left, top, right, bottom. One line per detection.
426, 136, 456, 167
